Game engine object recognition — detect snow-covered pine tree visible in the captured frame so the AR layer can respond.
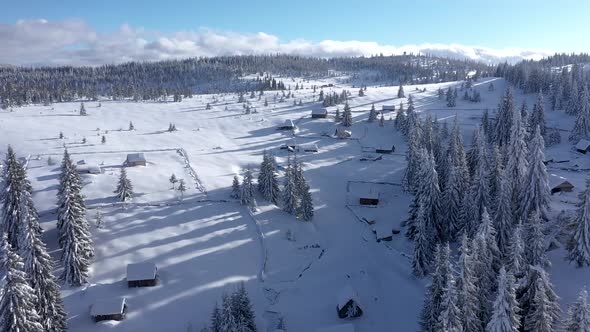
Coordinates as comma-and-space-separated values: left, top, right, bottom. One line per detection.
494, 88, 516, 147
448, 116, 471, 195
566, 79, 581, 116
230, 283, 256, 332
129, 121, 134, 130
231, 175, 241, 199
440, 159, 463, 241
489, 145, 503, 205
79, 102, 87, 116
169, 174, 178, 189
210, 302, 222, 332
394, 110, 407, 132
456, 234, 482, 332
114, 167, 134, 202
258, 151, 280, 205
494, 168, 514, 262
564, 288, 590, 332
517, 266, 560, 331
218, 293, 239, 331
505, 102, 529, 223
298, 181, 314, 222
368, 104, 377, 122
402, 119, 423, 194
466, 127, 482, 176
412, 204, 434, 278
420, 243, 450, 330
568, 177, 590, 267
525, 211, 550, 269
437, 272, 463, 332
523, 277, 558, 332
519, 126, 550, 222
472, 233, 496, 327
507, 223, 526, 280
240, 167, 254, 206
529, 93, 546, 139
464, 133, 491, 236
0, 235, 44, 332
398, 83, 405, 98
177, 179, 186, 200
18, 191, 67, 331
379, 112, 384, 127
342, 102, 353, 127
477, 207, 502, 272
0, 146, 25, 248
409, 150, 441, 241
570, 85, 590, 142
485, 266, 520, 332
282, 159, 298, 215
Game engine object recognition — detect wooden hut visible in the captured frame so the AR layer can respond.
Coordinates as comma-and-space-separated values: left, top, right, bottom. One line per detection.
373, 223, 393, 242
125, 153, 146, 166
549, 174, 574, 194
381, 105, 395, 112
127, 262, 158, 287
375, 145, 395, 154
312, 109, 328, 119
301, 143, 319, 153
335, 128, 352, 139
359, 191, 379, 206
576, 139, 590, 153
336, 285, 363, 319
278, 119, 296, 130
91, 298, 127, 322
77, 164, 102, 174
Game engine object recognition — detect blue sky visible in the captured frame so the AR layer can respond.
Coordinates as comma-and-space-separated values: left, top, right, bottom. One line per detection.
1, 0, 588, 65
2, 0, 588, 50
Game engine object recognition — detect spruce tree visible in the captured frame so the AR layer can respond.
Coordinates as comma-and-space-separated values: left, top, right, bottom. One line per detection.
564, 288, 590, 332
114, 168, 134, 202
368, 104, 377, 122
240, 167, 254, 207
298, 181, 314, 221
0, 236, 44, 332
282, 159, 298, 215
258, 151, 280, 205
507, 223, 526, 280
568, 177, 590, 267
231, 283, 257, 332
218, 293, 239, 331
517, 266, 560, 331
169, 173, 178, 189
412, 204, 434, 278
456, 234, 482, 332
441, 160, 463, 241
420, 244, 450, 329
79, 102, 87, 116
505, 103, 529, 223
570, 85, 590, 142
0, 146, 24, 248
231, 175, 241, 199
494, 88, 516, 147
525, 211, 550, 269
494, 168, 513, 261
398, 83, 405, 98
342, 102, 353, 127
437, 272, 463, 332
486, 266, 520, 332
519, 126, 550, 222
529, 94, 546, 139
523, 278, 557, 332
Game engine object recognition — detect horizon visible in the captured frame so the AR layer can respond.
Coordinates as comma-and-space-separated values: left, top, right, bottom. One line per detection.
2, 0, 589, 66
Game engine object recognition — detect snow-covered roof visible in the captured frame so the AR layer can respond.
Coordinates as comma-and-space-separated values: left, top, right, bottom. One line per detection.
374, 223, 392, 239
337, 285, 360, 309
76, 164, 101, 173
359, 190, 379, 199
376, 145, 394, 150
91, 298, 126, 316
335, 128, 352, 137
381, 105, 395, 110
127, 262, 157, 281
575, 139, 590, 150
548, 174, 574, 189
316, 324, 355, 332
312, 109, 328, 114
126, 153, 146, 163
301, 143, 319, 151
282, 119, 295, 127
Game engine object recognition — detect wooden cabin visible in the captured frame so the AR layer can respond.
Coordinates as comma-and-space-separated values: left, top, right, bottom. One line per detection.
312, 109, 328, 119
127, 262, 158, 287
316, 323, 356, 332
375, 145, 395, 154
278, 119, 296, 130
125, 153, 146, 166
576, 139, 590, 153
373, 224, 393, 242
77, 164, 102, 174
335, 128, 352, 139
549, 174, 574, 194
301, 143, 319, 153
91, 298, 127, 322
336, 285, 363, 319
359, 191, 379, 206
381, 105, 395, 112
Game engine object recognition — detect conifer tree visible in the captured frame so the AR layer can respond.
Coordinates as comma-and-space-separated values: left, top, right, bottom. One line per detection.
177, 179, 186, 200
368, 104, 377, 122
412, 204, 434, 278
570, 85, 590, 142
441, 160, 463, 241
524, 278, 557, 332
342, 102, 353, 127
568, 178, 590, 267
398, 83, 405, 98
258, 151, 280, 205
231, 175, 241, 199
298, 181, 314, 221
0, 236, 44, 332
456, 234, 482, 332
519, 126, 550, 221
564, 288, 590, 332
129, 121, 134, 130
379, 112, 384, 127
525, 211, 550, 269
231, 283, 257, 331
218, 293, 239, 331
79, 102, 87, 116
472, 234, 495, 326
486, 267, 520, 332
0, 146, 24, 248
282, 159, 298, 215
420, 244, 450, 329
517, 266, 560, 331
494, 88, 516, 147
465, 133, 491, 235
494, 169, 514, 262
529, 93, 546, 139
114, 168, 134, 202
437, 272, 463, 332
505, 102, 529, 223
240, 167, 254, 207
507, 223, 526, 280
169, 173, 178, 189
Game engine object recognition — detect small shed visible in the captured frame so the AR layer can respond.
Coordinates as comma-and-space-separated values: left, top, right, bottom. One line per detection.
91, 298, 127, 322
336, 285, 363, 319
575, 139, 590, 153
77, 164, 102, 174
127, 262, 158, 287
335, 128, 352, 139
549, 174, 574, 194
280, 142, 298, 152
359, 191, 379, 206
301, 143, 319, 153
375, 145, 395, 154
312, 109, 328, 119
316, 323, 355, 332
373, 223, 393, 242
381, 105, 395, 112
278, 119, 296, 130
125, 153, 146, 166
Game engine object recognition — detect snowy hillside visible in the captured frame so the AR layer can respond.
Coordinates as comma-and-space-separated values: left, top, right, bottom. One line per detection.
1, 74, 590, 331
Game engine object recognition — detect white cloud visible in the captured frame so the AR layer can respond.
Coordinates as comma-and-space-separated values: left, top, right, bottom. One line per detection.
0, 19, 555, 66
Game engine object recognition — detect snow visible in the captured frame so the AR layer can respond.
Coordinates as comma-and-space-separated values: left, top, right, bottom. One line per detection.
316, 323, 356, 332
91, 298, 126, 316
126, 262, 157, 281
1, 75, 589, 331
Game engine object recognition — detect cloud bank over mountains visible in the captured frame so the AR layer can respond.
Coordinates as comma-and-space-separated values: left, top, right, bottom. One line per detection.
0, 19, 554, 66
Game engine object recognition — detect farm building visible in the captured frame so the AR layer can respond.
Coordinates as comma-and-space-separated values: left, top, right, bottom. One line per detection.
359, 191, 379, 206
125, 153, 147, 166
336, 285, 363, 319
549, 174, 574, 194
375, 145, 395, 154
278, 119, 296, 130
316, 323, 355, 332
373, 223, 393, 242
280, 141, 298, 152
127, 262, 158, 287
335, 128, 352, 139
91, 298, 128, 322
77, 164, 102, 174
381, 105, 395, 111
575, 139, 590, 153
301, 143, 319, 153
312, 109, 328, 118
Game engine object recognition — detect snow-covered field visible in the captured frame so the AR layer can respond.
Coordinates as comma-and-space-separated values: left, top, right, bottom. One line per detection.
1, 75, 588, 331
